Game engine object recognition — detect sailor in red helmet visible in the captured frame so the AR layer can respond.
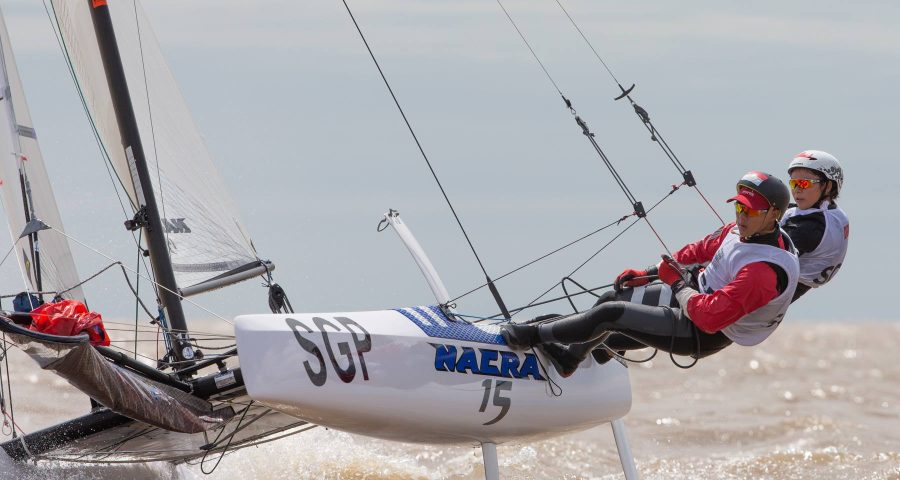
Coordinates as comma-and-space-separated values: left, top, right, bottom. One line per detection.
780, 150, 849, 301
501, 171, 800, 377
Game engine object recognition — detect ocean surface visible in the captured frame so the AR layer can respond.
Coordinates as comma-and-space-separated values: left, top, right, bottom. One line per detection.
0, 322, 897, 479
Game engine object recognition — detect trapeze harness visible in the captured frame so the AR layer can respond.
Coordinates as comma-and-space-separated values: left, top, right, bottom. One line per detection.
780, 200, 849, 301
544, 227, 799, 359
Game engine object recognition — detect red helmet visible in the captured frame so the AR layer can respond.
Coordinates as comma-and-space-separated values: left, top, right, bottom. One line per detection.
730, 171, 790, 218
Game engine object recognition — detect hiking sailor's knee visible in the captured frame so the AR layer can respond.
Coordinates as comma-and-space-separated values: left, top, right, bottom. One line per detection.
586, 301, 626, 323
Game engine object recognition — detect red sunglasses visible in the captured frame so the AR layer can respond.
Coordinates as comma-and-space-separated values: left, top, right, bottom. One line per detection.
789, 178, 824, 190
734, 203, 769, 217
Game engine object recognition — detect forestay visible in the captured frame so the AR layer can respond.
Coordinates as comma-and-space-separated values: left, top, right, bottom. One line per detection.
50, 0, 261, 291
0, 8, 84, 301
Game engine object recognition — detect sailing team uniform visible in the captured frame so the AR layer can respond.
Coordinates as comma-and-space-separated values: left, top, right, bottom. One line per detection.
533, 223, 799, 357
780, 200, 849, 301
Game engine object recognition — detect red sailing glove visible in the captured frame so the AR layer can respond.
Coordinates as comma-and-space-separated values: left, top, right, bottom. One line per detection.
614, 265, 658, 292
657, 255, 688, 287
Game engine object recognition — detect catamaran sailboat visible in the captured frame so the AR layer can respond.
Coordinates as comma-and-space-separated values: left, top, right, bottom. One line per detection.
0, 1, 680, 478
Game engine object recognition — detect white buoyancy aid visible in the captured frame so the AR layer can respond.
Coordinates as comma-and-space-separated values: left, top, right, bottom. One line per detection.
780, 201, 849, 287
698, 227, 799, 346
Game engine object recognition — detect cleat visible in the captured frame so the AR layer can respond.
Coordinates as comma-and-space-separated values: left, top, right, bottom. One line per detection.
537, 343, 583, 378
500, 323, 539, 350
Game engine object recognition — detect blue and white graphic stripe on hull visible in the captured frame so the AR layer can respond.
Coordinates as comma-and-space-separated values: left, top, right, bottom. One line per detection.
395, 306, 505, 345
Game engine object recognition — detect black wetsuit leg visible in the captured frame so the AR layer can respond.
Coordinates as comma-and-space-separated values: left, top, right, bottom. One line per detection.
603, 334, 649, 351
540, 301, 732, 358
567, 283, 676, 359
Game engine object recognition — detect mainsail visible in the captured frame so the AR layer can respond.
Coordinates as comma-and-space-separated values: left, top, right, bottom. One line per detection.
0, 7, 84, 302
50, 0, 265, 294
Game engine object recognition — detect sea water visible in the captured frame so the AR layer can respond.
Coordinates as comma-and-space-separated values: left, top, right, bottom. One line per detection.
1, 322, 897, 479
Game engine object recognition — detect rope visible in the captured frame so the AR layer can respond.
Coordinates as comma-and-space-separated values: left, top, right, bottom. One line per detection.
471, 281, 614, 323
264, 267, 294, 314
0, 337, 10, 437
1, 333, 15, 439
200, 401, 254, 474
560, 276, 603, 313
668, 309, 700, 369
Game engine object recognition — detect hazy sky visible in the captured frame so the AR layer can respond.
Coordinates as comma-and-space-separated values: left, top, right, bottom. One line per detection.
0, 0, 896, 324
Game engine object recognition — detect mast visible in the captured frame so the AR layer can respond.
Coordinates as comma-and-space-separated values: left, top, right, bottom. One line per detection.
17, 172, 42, 297
87, 0, 193, 365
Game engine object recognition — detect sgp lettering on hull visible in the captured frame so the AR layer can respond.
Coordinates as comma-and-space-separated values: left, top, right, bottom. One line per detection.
286, 317, 371, 387
431, 343, 544, 381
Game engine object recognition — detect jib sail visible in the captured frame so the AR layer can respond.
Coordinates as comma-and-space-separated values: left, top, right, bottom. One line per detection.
50, 0, 266, 294
0, 8, 84, 303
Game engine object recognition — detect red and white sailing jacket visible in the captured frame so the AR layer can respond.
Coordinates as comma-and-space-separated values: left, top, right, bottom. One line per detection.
673, 223, 799, 346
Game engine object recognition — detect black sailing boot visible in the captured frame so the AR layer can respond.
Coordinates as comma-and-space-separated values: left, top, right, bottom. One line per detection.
536, 343, 583, 378
500, 323, 540, 350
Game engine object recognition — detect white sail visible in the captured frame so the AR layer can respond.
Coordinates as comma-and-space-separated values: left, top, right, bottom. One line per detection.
0, 7, 84, 302
50, 0, 261, 291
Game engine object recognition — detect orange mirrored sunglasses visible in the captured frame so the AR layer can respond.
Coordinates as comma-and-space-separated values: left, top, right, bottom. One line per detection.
789, 178, 824, 190
734, 202, 769, 217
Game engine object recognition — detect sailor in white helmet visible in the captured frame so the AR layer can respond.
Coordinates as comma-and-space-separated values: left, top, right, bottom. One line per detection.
780, 150, 849, 301
501, 172, 800, 377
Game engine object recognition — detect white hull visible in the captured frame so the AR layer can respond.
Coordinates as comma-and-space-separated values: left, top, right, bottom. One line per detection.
235, 306, 631, 445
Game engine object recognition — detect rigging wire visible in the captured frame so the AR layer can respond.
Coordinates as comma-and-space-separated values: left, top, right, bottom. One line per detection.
134, 230, 142, 358
0, 195, 41, 316
493, 0, 673, 261
511, 183, 681, 318
0, 244, 14, 270
447, 214, 632, 304
340, 0, 512, 318
550, 0, 725, 225
48, 225, 232, 324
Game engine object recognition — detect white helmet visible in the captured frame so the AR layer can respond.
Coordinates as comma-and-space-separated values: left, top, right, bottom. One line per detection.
788, 150, 843, 195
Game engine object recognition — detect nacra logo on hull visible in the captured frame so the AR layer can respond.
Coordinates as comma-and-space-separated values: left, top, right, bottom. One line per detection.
431, 343, 545, 381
